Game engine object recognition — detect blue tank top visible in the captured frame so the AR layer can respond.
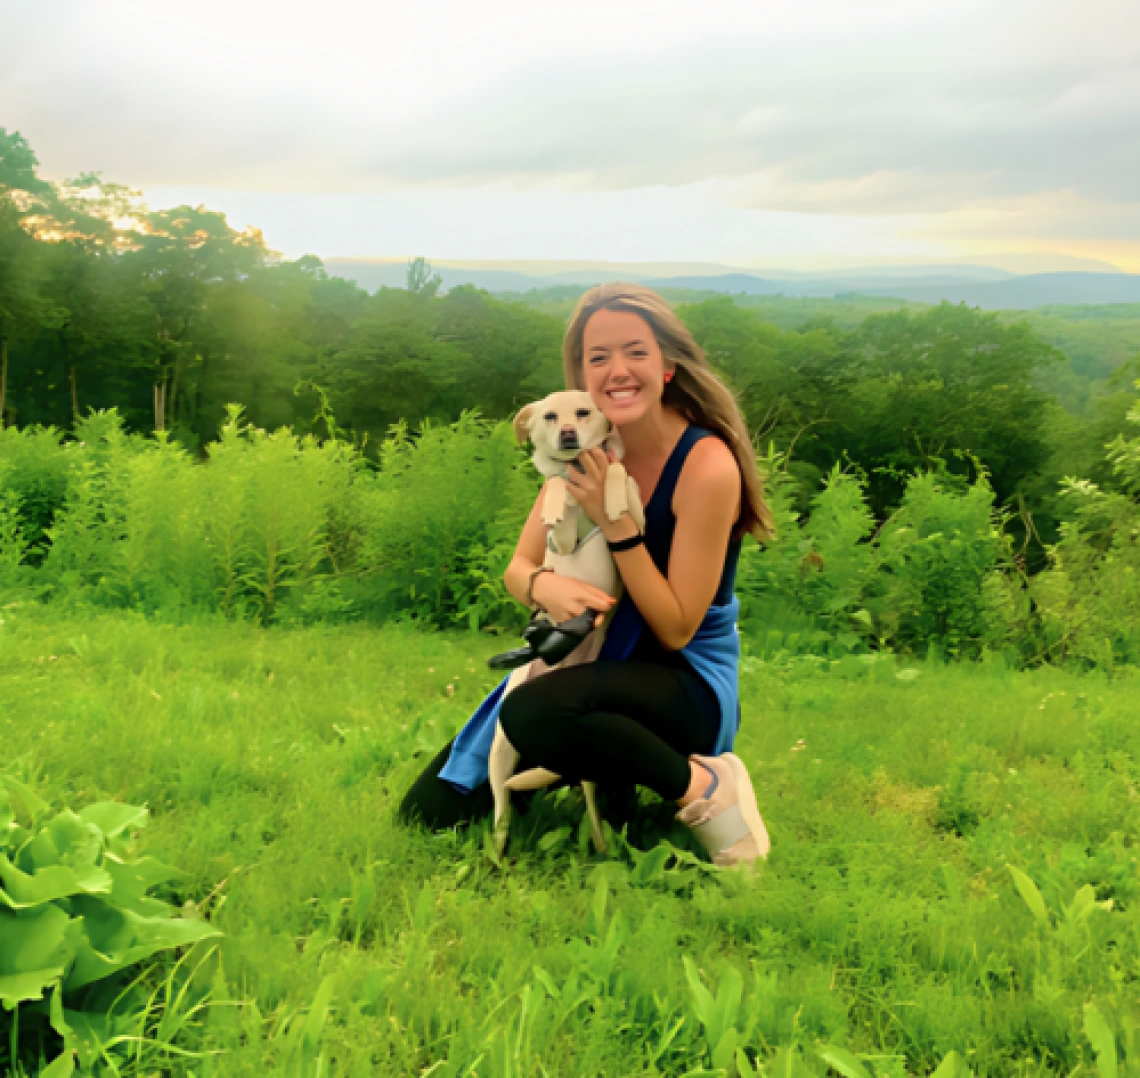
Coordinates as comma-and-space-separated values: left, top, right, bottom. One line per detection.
623, 425, 742, 710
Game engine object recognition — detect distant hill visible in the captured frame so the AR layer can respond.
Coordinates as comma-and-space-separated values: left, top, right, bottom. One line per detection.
323, 259, 1140, 310
851, 273, 1140, 310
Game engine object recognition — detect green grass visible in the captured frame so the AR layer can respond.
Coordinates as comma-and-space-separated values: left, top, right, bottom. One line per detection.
1, 608, 1138, 1076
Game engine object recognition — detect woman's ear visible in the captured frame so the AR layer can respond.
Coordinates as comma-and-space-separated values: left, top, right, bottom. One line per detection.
512, 404, 536, 446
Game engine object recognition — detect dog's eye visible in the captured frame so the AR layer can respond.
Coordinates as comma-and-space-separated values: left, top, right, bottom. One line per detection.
575, 409, 592, 419
543, 412, 557, 422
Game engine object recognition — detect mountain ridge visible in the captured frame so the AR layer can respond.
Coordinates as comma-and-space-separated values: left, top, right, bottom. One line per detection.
323, 260, 1140, 310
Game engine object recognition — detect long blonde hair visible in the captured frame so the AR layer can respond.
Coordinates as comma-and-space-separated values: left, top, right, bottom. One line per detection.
563, 282, 775, 542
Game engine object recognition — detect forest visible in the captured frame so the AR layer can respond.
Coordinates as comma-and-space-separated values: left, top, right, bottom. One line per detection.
3, 126, 1140, 628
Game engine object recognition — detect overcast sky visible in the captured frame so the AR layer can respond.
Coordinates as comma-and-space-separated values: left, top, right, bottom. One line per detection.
3, 0, 1139, 270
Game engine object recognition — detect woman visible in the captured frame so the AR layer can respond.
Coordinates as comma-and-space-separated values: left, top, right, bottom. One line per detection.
399, 283, 774, 866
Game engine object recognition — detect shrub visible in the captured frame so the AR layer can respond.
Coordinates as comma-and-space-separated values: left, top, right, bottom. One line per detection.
870, 466, 1015, 658
1028, 392, 1140, 667
0, 775, 220, 1076
349, 411, 532, 628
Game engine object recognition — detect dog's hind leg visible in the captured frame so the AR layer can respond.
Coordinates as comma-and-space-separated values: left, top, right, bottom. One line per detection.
582, 781, 607, 854
489, 723, 520, 857
504, 767, 561, 791
488, 665, 533, 857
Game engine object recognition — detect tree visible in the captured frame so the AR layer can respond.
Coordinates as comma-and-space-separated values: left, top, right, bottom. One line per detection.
0, 130, 59, 426
835, 303, 1062, 515
406, 256, 441, 298
125, 206, 269, 430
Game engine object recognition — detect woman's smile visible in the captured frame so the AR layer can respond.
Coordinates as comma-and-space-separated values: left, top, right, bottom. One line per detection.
606, 385, 641, 406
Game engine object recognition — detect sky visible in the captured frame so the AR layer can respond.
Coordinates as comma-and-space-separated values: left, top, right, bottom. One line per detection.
2, 0, 1139, 271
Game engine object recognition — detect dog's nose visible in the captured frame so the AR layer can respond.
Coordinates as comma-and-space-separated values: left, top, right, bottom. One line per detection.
559, 428, 579, 450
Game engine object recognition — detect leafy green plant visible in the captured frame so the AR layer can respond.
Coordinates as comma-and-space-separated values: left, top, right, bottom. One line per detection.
1028, 390, 1140, 668
0, 775, 221, 1076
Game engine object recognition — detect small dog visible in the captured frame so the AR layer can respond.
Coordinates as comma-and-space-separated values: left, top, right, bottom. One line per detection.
488, 390, 645, 855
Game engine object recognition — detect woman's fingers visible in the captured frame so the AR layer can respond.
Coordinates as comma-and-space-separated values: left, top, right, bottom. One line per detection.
585, 585, 616, 607
576, 447, 605, 480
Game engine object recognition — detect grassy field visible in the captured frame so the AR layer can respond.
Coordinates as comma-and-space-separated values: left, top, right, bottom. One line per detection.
2, 608, 1138, 1076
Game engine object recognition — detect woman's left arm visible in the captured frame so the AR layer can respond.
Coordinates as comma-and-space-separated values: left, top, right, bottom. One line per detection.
570, 441, 740, 650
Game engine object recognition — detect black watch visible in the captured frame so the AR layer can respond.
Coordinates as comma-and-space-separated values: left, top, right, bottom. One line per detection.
606, 532, 645, 553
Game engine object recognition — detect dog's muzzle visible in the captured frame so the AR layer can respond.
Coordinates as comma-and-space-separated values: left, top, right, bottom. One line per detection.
558, 430, 580, 451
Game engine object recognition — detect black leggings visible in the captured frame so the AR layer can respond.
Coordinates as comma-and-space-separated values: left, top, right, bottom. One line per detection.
398, 661, 719, 831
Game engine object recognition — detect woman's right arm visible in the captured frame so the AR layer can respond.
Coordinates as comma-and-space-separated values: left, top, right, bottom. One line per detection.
503, 483, 616, 624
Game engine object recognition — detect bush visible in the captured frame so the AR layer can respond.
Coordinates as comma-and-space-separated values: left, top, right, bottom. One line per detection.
739, 458, 1016, 658
0, 775, 220, 1076
1028, 391, 1140, 667
0, 406, 535, 631
349, 411, 533, 629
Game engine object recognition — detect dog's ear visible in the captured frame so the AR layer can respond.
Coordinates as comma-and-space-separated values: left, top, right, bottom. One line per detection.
512, 403, 537, 446
602, 424, 626, 462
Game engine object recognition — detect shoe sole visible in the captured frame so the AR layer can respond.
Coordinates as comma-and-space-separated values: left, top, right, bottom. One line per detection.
723, 753, 771, 860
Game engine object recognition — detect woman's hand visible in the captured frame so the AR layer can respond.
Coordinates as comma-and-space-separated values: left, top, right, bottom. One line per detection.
564, 446, 614, 528
531, 571, 615, 628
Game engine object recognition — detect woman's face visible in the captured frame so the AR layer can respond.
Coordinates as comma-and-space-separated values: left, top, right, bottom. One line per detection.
581, 308, 670, 427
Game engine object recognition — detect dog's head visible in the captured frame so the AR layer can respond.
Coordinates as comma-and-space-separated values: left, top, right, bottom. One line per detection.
513, 391, 624, 476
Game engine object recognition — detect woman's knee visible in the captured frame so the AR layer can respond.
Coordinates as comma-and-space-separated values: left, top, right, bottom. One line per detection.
499, 680, 581, 763
498, 677, 549, 750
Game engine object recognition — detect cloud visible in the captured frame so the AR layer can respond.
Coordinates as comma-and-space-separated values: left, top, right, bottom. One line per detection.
2, 0, 1138, 254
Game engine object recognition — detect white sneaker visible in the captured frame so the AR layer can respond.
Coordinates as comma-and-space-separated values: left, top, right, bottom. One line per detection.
675, 753, 771, 867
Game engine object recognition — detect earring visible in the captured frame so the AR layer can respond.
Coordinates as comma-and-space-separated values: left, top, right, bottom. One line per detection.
664, 371, 674, 383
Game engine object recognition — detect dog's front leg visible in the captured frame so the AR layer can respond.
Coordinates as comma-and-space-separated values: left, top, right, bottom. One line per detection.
549, 503, 579, 556
602, 462, 630, 523
541, 476, 569, 527
603, 464, 646, 537
626, 475, 646, 534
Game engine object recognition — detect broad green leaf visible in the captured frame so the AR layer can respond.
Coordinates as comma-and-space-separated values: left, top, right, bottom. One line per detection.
1008, 865, 1048, 924
735, 1046, 760, 1077
683, 957, 715, 1029
49, 980, 71, 1040
711, 1028, 739, 1072
0, 853, 112, 908
38, 1050, 76, 1078
102, 854, 181, 917
1064, 884, 1098, 926
930, 1051, 971, 1077
631, 845, 671, 884
0, 787, 12, 840
24, 811, 102, 874
67, 905, 222, 989
303, 974, 338, 1055
1084, 1003, 1118, 1078
714, 965, 743, 1047
0, 966, 67, 1008
769, 1045, 819, 1077
62, 1009, 124, 1070
0, 905, 78, 1005
538, 826, 571, 852
0, 776, 48, 821
817, 1044, 874, 1078
77, 802, 148, 840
